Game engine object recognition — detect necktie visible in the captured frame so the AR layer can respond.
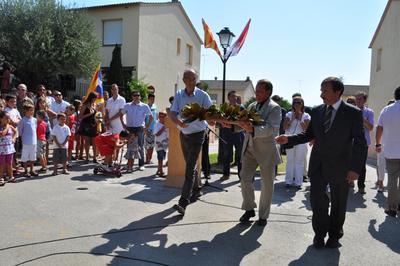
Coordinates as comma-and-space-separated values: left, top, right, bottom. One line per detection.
323, 105, 333, 133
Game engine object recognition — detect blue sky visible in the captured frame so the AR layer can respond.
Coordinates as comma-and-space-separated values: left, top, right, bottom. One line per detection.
64, 0, 387, 105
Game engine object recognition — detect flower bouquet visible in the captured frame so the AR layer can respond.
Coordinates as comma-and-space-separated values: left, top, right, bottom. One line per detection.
180, 102, 264, 125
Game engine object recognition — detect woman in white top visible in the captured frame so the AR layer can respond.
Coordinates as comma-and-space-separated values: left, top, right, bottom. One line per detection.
283, 97, 310, 188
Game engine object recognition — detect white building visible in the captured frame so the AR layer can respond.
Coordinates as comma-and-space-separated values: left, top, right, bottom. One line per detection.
201, 77, 255, 105
369, 0, 400, 118
76, 1, 202, 110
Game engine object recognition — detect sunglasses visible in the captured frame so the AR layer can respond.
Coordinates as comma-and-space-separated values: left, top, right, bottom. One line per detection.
55, 94, 62, 96
132, 94, 140, 97
293, 101, 302, 104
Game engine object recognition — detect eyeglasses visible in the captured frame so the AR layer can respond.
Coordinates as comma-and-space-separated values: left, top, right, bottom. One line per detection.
293, 101, 302, 104
132, 94, 140, 97
55, 94, 61, 97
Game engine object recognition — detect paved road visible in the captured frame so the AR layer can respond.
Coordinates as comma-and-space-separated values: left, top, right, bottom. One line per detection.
0, 156, 399, 265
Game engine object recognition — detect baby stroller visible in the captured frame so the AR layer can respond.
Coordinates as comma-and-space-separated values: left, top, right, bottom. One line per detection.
93, 146, 124, 178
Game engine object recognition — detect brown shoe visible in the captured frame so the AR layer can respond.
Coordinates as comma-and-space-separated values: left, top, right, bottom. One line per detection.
219, 175, 230, 181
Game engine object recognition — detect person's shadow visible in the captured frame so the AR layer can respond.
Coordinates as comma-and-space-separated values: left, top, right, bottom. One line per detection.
289, 245, 340, 266
368, 217, 400, 253
166, 223, 264, 266
92, 213, 264, 266
91, 207, 182, 262
372, 192, 387, 209
346, 189, 367, 212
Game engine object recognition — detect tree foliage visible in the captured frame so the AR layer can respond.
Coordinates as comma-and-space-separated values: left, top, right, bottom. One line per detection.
0, 0, 100, 89
126, 78, 149, 103
107, 44, 124, 86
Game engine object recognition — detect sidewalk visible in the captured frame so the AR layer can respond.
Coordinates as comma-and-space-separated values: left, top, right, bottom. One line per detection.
0, 154, 399, 265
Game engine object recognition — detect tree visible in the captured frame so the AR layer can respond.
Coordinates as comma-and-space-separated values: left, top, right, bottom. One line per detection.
126, 78, 149, 103
0, 0, 100, 89
107, 44, 124, 86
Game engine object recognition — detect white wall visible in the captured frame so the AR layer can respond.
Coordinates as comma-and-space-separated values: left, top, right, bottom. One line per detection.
137, 5, 201, 110
369, 1, 400, 119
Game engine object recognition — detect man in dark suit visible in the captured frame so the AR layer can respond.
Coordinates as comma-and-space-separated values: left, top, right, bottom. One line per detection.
276, 77, 366, 249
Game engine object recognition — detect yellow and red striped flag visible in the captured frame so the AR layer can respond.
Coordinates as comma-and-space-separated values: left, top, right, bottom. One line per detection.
85, 63, 104, 104
202, 18, 222, 58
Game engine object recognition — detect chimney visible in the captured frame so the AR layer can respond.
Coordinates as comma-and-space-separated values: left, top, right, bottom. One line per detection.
245, 76, 250, 81
214, 77, 218, 80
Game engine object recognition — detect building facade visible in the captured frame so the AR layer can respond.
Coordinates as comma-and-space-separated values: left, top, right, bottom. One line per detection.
369, 0, 400, 118
201, 77, 255, 105
77, 1, 202, 110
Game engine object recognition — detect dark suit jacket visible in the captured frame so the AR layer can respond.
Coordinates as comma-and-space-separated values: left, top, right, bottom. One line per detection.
287, 101, 366, 183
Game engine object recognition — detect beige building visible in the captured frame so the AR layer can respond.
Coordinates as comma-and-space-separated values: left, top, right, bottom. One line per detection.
369, 0, 400, 118
201, 77, 255, 105
342, 85, 369, 100
76, 1, 202, 110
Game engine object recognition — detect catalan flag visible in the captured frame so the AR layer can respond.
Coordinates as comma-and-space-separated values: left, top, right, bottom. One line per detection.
85, 64, 104, 104
202, 18, 222, 58
225, 19, 251, 60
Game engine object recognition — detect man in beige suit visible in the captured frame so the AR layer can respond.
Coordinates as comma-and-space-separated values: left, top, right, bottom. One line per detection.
238, 79, 281, 226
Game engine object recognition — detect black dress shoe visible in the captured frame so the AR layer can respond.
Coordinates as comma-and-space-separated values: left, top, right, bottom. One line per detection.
256, 219, 267, 226
313, 236, 325, 249
384, 209, 397, 217
239, 210, 255, 223
325, 238, 339, 248
173, 204, 186, 215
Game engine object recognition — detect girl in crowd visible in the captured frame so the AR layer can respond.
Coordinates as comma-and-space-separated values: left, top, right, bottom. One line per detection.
73, 99, 83, 160
283, 97, 310, 189
78, 92, 98, 163
66, 105, 77, 164
0, 111, 17, 185
35, 96, 51, 162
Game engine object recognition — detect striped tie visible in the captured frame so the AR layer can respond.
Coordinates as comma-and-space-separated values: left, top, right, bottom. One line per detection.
323, 105, 333, 133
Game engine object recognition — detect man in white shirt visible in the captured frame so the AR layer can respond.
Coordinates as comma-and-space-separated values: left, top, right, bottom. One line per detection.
375, 86, 400, 217
105, 84, 126, 134
49, 90, 69, 126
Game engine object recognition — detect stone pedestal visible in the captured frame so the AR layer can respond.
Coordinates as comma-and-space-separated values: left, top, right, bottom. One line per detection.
165, 117, 201, 188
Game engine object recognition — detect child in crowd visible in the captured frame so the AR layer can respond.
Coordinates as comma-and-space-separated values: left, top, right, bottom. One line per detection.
95, 130, 129, 167
73, 99, 83, 160
4, 95, 21, 173
35, 97, 51, 162
66, 105, 76, 163
124, 132, 141, 173
17, 104, 38, 177
0, 99, 5, 111
51, 113, 71, 175
36, 110, 48, 173
4, 95, 21, 128
154, 111, 169, 177
0, 111, 17, 185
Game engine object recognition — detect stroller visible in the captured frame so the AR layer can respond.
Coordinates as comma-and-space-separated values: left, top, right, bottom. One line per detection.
93, 146, 124, 178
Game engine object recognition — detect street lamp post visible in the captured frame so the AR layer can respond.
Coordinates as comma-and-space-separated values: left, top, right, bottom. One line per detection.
217, 27, 235, 103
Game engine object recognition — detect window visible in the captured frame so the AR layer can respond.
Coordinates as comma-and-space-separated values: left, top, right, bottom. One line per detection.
186, 44, 193, 65
177, 38, 181, 55
103, 19, 122, 46
376, 48, 382, 72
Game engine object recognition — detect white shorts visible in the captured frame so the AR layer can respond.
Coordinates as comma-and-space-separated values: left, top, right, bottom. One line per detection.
21, 144, 37, 162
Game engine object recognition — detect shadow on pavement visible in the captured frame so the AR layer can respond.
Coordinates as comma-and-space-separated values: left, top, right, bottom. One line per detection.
288, 245, 340, 266
346, 189, 367, 212
91, 210, 264, 266
368, 217, 400, 254
372, 192, 387, 209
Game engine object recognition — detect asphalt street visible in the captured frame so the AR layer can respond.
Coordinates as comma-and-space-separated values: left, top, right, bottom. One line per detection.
0, 148, 399, 266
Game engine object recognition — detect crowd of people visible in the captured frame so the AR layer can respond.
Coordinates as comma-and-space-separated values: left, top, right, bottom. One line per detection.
1, 68, 399, 250
0, 83, 169, 185
167, 70, 399, 249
